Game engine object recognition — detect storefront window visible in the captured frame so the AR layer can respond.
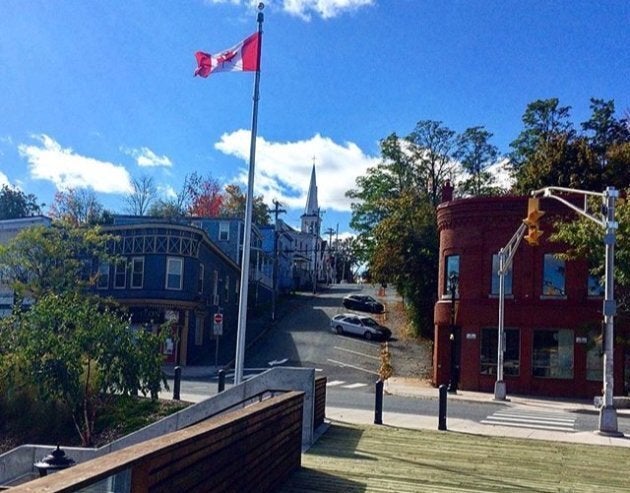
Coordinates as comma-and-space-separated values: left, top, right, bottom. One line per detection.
586, 329, 603, 381
491, 253, 512, 295
480, 328, 520, 376
532, 329, 574, 379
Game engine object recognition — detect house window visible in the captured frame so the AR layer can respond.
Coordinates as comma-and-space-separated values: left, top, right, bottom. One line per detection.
130, 257, 144, 289
195, 315, 204, 346
198, 264, 204, 294
225, 275, 230, 303
212, 270, 219, 305
542, 254, 565, 296
532, 329, 574, 379
219, 222, 229, 241
114, 260, 127, 289
97, 262, 110, 289
166, 257, 183, 290
587, 273, 604, 297
480, 328, 520, 376
444, 255, 460, 297
491, 253, 512, 295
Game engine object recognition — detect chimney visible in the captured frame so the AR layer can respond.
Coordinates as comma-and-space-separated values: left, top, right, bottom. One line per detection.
441, 179, 454, 203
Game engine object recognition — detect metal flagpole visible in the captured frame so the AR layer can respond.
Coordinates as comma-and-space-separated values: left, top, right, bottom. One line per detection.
234, 3, 264, 385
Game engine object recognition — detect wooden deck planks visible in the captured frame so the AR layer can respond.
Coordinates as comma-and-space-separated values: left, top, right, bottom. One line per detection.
278, 422, 630, 493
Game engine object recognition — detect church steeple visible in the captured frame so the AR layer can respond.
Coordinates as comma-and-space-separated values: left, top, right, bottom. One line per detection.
304, 164, 318, 216
301, 163, 320, 234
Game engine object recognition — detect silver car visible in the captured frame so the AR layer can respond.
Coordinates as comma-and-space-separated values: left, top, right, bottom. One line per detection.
330, 313, 392, 341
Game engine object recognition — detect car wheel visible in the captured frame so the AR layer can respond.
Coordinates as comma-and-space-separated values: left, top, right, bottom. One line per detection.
364, 331, 373, 341
336, 325, 344, 335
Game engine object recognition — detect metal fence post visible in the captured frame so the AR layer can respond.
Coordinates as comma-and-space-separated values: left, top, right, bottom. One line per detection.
438, 384, 448, 430
173, 366, 181, 400
218, 369, 225, 393
374, 379, 384, 425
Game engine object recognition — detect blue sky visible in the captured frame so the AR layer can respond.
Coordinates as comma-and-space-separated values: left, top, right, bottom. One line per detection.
1, 0, 628, 235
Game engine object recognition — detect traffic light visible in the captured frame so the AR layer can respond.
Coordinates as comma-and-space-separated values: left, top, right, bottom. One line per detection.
523, 197, 545, 246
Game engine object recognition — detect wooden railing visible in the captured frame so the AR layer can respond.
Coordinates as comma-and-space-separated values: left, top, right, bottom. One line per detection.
314, 376, 327, 428
7, 391, 304, 493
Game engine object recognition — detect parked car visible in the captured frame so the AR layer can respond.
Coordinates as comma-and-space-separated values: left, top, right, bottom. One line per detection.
330, 313, 392, 341
342, 294, 384, 314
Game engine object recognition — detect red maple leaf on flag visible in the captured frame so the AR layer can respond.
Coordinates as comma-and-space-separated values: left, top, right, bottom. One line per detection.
216, 50, 237, 66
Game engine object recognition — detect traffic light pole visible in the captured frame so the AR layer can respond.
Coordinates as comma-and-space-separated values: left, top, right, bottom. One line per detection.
531, 186, 620, 436
494, 222, 527, 400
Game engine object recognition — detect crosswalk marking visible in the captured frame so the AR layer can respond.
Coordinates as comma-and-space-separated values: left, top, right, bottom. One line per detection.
326, 380, 368, 390
481, 408, 576, 432
344, 383, 368, 389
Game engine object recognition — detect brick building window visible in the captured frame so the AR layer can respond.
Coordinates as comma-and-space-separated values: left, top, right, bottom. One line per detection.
444, 255, 460, 297
480, 328, 520, 376
532, 329, 574, 379
587, 273, 604, 297
491, 253, 512, 295
542, 254, 565, 297
586, 328, 603, 381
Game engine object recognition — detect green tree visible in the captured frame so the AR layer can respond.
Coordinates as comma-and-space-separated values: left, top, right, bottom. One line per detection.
454, 126, 500, 196
510, 98, 630, 193
347, 124, 448, 337
0, 184, 42, 219
551, 191, 629, 317
49, 188, 112, 226
220, 184, 270, 225
332, 236, 362, 283
0, 223, 115, 301
0, 292, 166, 446
509, 98, 574, 170
370, 193, 438, 336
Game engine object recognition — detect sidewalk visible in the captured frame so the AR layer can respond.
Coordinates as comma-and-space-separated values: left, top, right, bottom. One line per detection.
326, 376, 630, 448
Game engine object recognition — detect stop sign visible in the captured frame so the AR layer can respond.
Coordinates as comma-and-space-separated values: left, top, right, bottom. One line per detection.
213, 313, 223, 325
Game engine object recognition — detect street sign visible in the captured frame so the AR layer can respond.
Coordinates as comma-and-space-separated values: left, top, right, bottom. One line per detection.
213, 313, 223, 336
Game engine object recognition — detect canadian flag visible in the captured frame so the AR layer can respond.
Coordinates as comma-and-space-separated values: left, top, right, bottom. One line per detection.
194, 32, 260, 77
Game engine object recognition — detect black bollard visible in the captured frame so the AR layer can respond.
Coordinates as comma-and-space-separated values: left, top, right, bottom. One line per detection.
438, 384, 447, 431
218, 369, 225, 393
374, 379, 384, 424
173, 366, 181, 400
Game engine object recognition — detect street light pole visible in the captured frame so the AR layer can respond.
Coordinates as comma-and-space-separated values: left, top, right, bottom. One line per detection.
447, 272, 459, 394
531, 185, 621, 436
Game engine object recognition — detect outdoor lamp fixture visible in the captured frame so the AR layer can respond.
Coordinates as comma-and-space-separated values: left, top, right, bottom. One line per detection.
447, 272, 459, 394
34, 445, 75, 477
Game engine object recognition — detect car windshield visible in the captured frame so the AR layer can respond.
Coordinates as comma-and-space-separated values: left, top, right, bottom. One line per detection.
360, 318, 379, 327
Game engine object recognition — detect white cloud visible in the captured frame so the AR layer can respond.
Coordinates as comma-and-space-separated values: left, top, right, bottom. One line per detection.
121, 146, 173, 168
205, 0, 374, 20
0, 171, 9, 187
215, 130, 378, 212
18, 134, 133, 194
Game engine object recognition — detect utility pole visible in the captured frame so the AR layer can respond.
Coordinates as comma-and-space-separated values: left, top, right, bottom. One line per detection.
271, 199, 285, 321
312, 208, 321, 294
324, 227, 336, 284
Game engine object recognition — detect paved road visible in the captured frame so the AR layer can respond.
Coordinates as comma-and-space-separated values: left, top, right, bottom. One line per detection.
171, 284, 630, 436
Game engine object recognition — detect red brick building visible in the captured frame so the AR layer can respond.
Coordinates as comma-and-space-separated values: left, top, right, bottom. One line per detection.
433, 194, 629, 399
